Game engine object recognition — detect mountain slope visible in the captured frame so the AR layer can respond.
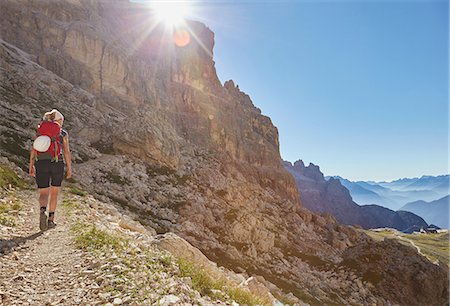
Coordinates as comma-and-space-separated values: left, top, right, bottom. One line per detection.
285, 160, 428, 231
0, 163, 275, 305
400, 196, 449, 229
330, 176, 393, 208
0, 1, 448, 304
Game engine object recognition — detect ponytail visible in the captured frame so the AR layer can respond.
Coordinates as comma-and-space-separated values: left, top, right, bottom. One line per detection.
47, 112, 56, 121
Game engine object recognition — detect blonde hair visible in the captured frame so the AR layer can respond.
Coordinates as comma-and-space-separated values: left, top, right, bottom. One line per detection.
43, 109, 64, 122
45, 112, 56, 121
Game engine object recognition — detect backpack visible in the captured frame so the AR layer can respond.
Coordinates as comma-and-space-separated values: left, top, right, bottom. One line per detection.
35, 121, 62, 161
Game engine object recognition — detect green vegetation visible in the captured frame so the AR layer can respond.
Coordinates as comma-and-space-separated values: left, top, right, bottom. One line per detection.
177, 258, 225, 296
61, 198, 80, 217
104, 170, 131, 185
177, 258, 271, 306
68, 186, 87, 197
0, 193, 22, 226
227, 286, 271, 306
0, 162, 26, 226
146, 164, 176, 177
364, 229, 449, 267
72, 223, 128, 253
0, 214, 16, 227
405, 232, 449, 266
64, 194, 270, 305
0, 164, 27, 190
364, 229, 398, 241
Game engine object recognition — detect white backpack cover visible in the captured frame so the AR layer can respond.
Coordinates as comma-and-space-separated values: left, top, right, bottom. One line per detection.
33, 135, 51, 152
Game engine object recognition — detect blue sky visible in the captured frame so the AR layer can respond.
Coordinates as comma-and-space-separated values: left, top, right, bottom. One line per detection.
191, 0, 449, 182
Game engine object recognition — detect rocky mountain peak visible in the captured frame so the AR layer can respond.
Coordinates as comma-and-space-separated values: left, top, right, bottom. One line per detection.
291, 159, 324, 182
1, 1, 448, 304
285, 160, 430, 233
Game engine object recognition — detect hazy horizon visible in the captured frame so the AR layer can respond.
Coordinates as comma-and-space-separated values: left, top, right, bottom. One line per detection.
283, 158, 450, 182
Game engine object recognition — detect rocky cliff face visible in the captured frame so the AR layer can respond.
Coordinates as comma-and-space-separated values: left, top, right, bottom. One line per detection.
284, 160, 429, 231
1, 1, 448, 304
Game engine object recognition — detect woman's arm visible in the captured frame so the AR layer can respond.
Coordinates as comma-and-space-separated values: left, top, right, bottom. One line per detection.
62, 135, 72, 178
29, 149, 36, 177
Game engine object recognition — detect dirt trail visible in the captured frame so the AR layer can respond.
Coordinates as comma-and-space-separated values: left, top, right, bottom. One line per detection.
0, 188, 273, 306
0, 190, 101, 306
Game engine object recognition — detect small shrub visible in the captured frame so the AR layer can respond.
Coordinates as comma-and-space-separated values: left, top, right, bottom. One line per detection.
159, 254, 173, 267
11, 201, 21, 211
177, 258, 222, 295
0, 164, 27, 189
227, 286, 269, 306
62, 198, 80, 210
69, 187, 87, 197
146, 165, 176, 177
66, 177, 78, 184
72, 223, 127, 252
0, 203, 9, 214
104, 171, 130, 185
0, 214, 15, 226
0, 197, 22, 226
177, 258, 269, 305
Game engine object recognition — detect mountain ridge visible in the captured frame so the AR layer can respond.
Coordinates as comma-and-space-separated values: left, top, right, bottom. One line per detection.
328, 174, 448, 210
1, 1, 448, 304
284, 160, 428, 232
400, 196, 449, 229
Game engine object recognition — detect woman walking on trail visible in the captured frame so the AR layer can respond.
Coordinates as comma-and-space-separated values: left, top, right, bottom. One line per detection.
29, 109, 72, 230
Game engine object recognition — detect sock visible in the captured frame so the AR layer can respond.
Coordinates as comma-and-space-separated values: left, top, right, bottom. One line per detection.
40, 207, 46, 213
48, 212, 55, 221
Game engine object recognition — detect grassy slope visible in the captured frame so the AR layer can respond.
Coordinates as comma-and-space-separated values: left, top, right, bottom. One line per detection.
363, 229, 449, 267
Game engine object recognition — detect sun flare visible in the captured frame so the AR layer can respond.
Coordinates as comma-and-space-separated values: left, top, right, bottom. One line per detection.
151, 1, 192, 27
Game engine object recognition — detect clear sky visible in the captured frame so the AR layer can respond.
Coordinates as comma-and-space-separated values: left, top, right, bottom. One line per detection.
189, 0, 449, 182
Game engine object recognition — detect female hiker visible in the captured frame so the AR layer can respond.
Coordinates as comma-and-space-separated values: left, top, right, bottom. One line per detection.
29, 109, 72, 230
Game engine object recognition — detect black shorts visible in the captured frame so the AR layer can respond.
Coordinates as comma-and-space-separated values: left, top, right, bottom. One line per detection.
35, 160, 65, 189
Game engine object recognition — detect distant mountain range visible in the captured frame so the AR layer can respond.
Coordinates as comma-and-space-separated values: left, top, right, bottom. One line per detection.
399, 196, 449, 229
284, 160, 428, 231
327, 175, 449, 211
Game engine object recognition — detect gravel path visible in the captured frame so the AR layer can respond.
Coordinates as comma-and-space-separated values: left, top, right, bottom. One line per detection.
0, 187, 264, 306
0, 190, 102, 306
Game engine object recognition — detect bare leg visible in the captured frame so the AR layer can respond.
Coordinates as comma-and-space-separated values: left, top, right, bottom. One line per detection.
38, 188, 49, 209
48, 186, 59, 221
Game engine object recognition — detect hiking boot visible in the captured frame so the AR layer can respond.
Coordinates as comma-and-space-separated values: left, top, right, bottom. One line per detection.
39, 211, 48, 231
47, 220, 56, 229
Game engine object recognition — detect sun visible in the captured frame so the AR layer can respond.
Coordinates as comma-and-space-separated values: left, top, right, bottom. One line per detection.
151, 1, 192, 27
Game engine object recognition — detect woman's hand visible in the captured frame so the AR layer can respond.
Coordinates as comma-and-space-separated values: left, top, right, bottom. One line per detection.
66, 167, 72, 179
29, 165, 35, 177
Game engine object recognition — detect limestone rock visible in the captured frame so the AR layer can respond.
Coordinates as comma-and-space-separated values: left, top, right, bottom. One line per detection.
158, 295, 180, 306
0, 1, 448, 305
119, 218, 149, 234
153, 233, 214, 271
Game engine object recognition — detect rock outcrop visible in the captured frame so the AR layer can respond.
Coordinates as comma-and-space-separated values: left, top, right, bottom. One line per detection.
1, 1, 448, 304
284, 160, 429, 231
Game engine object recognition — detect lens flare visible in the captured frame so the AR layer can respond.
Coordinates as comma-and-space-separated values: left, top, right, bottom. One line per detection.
173, 28, 190, 47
